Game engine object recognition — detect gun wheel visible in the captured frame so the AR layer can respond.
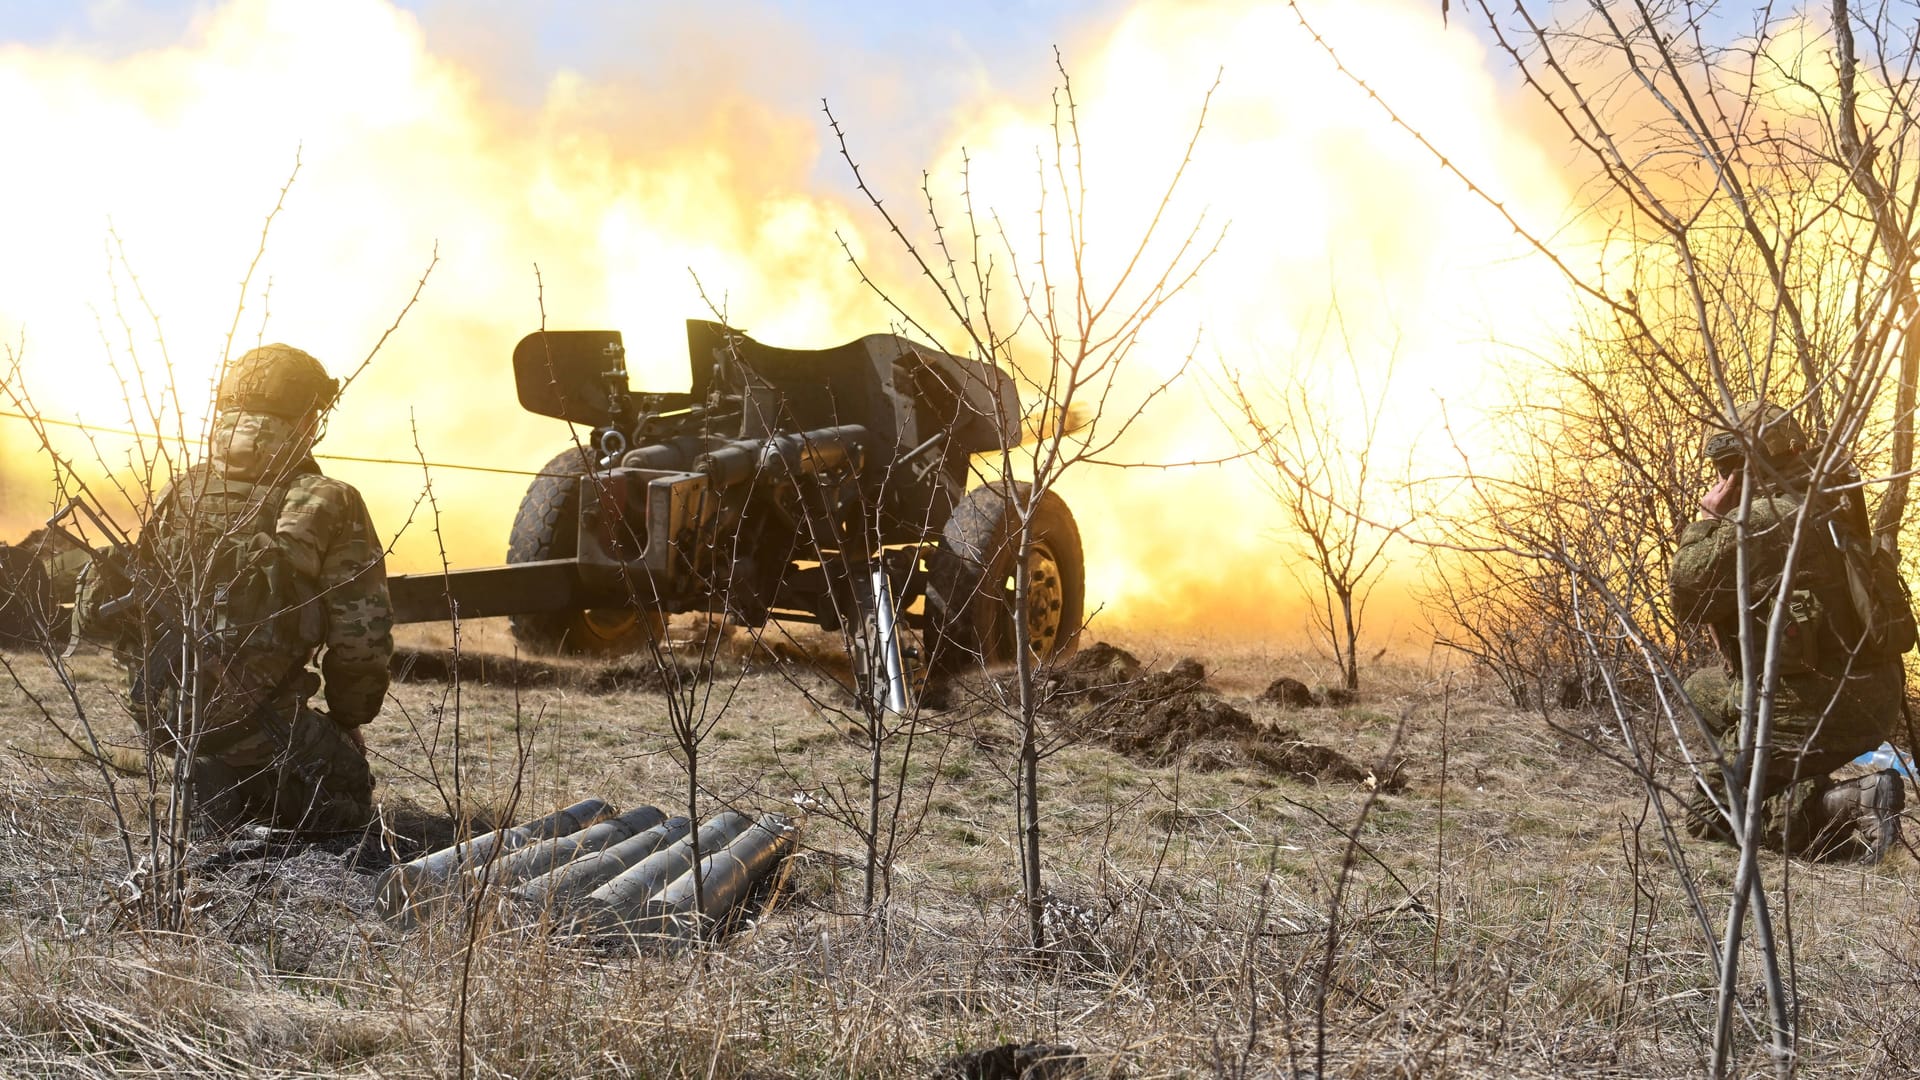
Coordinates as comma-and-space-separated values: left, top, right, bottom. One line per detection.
1020, 542, 1069, 658
506, 446, 665, 656
927, 482, 1083, 672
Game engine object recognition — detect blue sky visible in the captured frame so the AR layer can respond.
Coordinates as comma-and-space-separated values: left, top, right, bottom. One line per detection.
2, 0, 1141, 191
2, 1, 1131, 82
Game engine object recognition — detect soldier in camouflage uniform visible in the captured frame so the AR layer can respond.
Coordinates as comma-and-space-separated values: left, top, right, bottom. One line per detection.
75, 344, 391, 833
1670, 401, 1906, 861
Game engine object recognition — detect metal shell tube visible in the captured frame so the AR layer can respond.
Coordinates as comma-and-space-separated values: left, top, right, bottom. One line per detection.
646, 813, 795, 939
870, 566, 908, 714
574, 811, 754, 935
374, 797, 614, 924
511, 815, 692, 912
471, 805, 666, 893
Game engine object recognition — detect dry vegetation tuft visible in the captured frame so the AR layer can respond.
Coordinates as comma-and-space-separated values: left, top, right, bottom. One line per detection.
2, 623, 1917, 1077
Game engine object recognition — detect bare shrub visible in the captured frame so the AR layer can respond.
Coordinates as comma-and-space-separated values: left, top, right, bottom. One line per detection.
829, 52, 1223, 950
1295, 0, 1920, 1072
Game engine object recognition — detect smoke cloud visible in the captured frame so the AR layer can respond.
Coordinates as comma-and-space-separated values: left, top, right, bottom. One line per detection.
0, 0, 1581, 642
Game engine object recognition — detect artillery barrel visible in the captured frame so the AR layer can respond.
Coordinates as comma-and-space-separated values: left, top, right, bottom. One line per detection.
512, 816, 692, 913
471, 805, 666, 893
694, 425, 866, 489
375, 797, 614, 924
573, 811, 754, 936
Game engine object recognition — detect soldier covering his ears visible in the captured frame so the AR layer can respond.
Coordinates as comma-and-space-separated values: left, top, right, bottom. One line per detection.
73, 344, 392, 833
1670, 401, 1909, 861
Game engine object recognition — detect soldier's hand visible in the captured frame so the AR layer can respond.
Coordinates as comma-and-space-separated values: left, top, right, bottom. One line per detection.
1701, 470, 1742, 518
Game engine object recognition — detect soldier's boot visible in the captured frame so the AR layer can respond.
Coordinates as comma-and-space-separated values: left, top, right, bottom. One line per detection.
1811, 769, 1905, 863
189, 754, 269, 838
268, 707, 374, 834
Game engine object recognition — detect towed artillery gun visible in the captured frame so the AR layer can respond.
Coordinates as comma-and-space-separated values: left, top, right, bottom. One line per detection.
387, 321, 1085, 701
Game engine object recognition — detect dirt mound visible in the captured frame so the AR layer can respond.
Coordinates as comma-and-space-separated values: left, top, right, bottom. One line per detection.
932, 1042, 1084, 1080
389, 647, 715, 694
390, 648, 563, 688
1053, 646, 1206, 701
581, 654, 718, 693
1054, 642, 1144, 689
1165, 657, 1207, 684
1258, 676, 1319, 708
1097, 686, 1255, 760
1242, 733, 1375, 785
1049, 644, 1397, 789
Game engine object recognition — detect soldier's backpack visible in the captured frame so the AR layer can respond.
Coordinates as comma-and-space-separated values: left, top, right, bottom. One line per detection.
84, 469, 323, 751
1840, 538, 1919, 659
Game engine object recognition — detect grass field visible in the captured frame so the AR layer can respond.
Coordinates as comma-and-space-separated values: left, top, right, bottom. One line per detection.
1, 619, 1916, 1077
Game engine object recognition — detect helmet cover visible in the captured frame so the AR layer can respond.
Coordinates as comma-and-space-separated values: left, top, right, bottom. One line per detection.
1701, 400, 1807, 465
217, 344, 338, 420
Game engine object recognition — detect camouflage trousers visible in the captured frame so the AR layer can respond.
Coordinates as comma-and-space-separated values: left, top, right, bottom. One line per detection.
1680, 662, 1902, 854
190, 701, 373, 834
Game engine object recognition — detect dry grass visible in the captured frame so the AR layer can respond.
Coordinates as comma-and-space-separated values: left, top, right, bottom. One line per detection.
1, 621, 1917, 1077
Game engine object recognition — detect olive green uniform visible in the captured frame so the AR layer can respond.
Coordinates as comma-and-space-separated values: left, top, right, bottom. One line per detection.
1670, 488, 1902, 852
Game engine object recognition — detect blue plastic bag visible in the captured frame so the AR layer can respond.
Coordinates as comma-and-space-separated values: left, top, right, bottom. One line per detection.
1851, 741, 1917, 777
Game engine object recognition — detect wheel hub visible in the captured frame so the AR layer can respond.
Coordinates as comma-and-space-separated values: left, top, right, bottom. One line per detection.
581, 607, 639, 640
1022, 542, 1065, 657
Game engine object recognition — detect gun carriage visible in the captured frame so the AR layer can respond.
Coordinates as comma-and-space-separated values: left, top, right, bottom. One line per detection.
385, 321, 1085, 696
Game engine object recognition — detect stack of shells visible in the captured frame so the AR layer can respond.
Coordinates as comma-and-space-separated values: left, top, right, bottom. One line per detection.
374, 797, 798, 945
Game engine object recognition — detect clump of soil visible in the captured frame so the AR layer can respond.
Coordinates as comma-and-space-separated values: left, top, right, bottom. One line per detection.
1165, 657, 1207, 684
1258, 676, 1318, 708
1046, 644, 1400, 790
932, 1042, 1085, 1080
1055, 641, 1143, 690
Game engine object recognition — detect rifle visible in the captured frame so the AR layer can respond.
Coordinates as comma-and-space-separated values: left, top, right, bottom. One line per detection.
43, 497, 202, 740
44, 498, 172, 624
45, 496, 326, 759
1822, 459, 1919, 657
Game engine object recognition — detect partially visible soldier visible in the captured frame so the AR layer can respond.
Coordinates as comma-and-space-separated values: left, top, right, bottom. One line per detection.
74, 344, 391, 833
1670, 401, 1908, 861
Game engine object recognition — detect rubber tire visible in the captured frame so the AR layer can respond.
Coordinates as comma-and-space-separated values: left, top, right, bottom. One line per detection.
927, 482, 1084, 672
506, 446, 664, 655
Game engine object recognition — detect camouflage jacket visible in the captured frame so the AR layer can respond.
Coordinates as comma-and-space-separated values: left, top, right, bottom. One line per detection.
1669, 486, 1865, 676
80, 409, 393, 729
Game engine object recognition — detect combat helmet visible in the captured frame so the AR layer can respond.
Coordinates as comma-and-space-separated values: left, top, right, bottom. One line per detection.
216, 344, 338, 420
1701, 400, 1808, 468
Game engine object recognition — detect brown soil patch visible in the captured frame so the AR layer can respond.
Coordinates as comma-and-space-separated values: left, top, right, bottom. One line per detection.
1258, 676, 1318, 708
1045, 644, 1402, 790
580, 655, 720, 693
389, 647, 564, 688
932, 1042, 1084, 1080
389, 647, 717, 694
